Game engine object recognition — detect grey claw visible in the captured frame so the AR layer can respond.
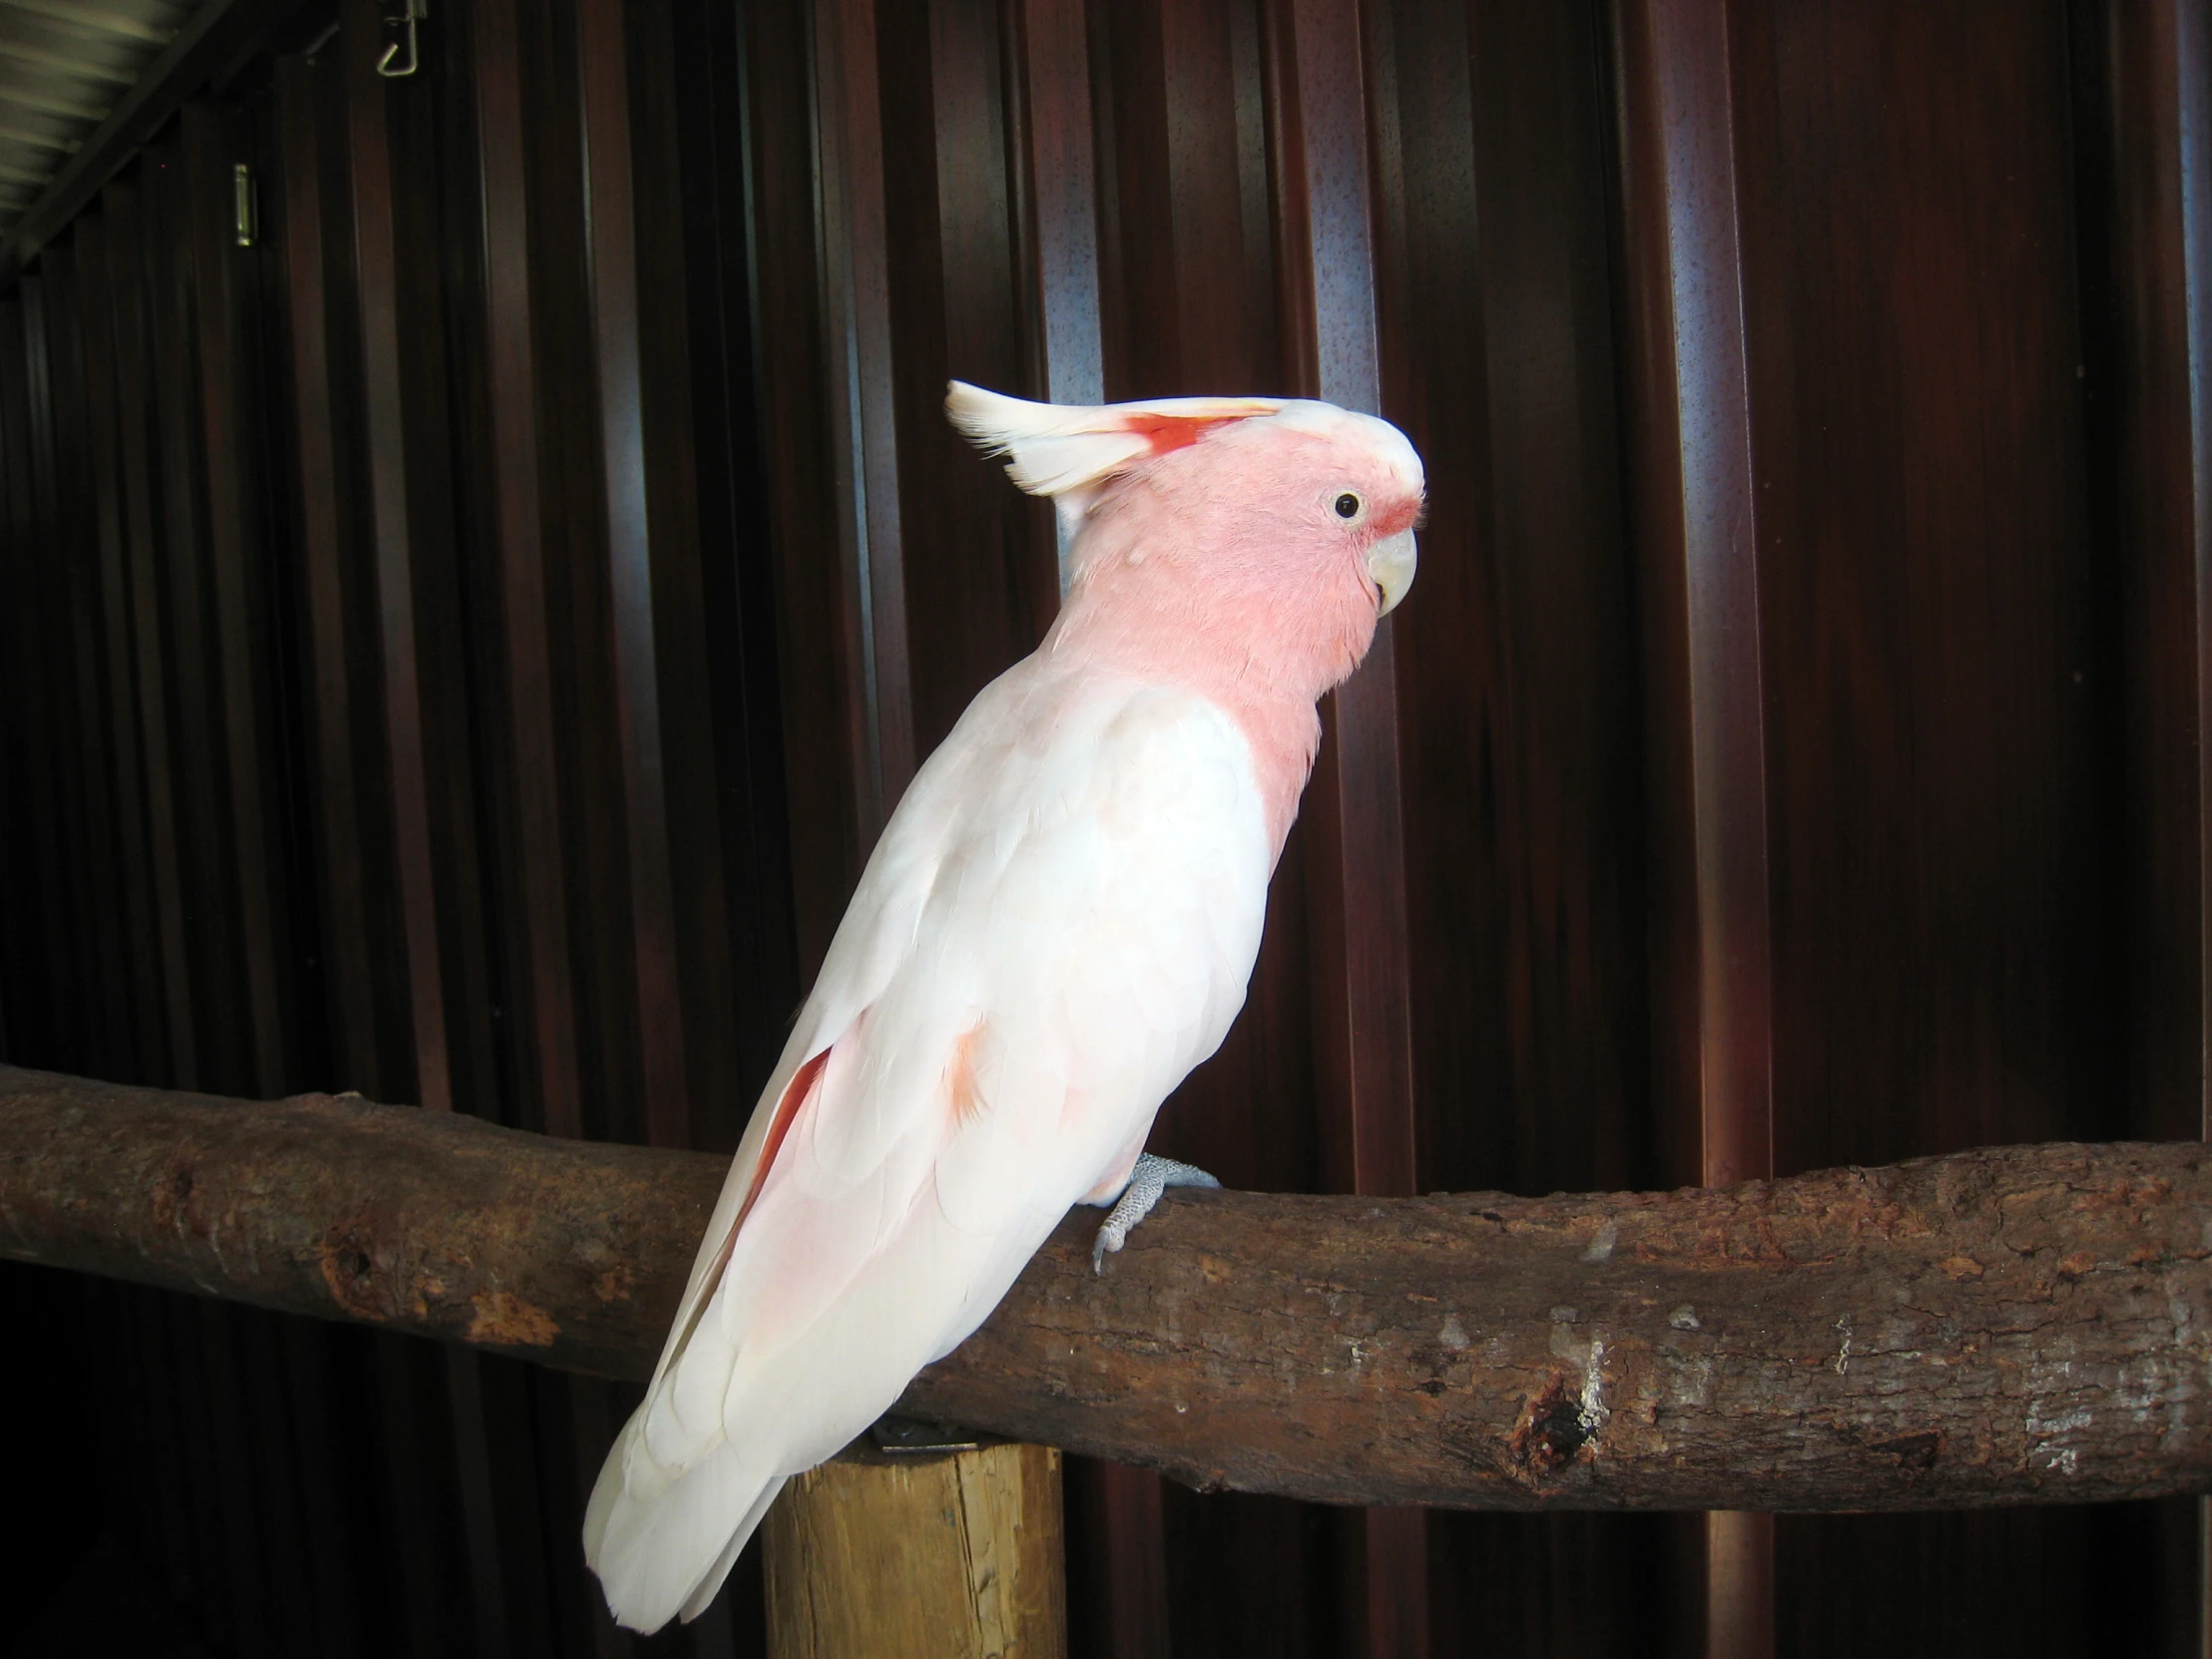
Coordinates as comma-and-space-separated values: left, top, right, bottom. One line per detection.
1089, 1154, 1221, 1275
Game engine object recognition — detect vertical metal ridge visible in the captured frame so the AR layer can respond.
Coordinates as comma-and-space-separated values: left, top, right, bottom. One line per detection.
812, 0, 910, 834
1651, 0, 1772, 1191
102, 178, 197, 1086
577, 0, 689, 1153
0, 282, 81, 1068
342, 0, 447, 1114
475, 0, 582, 1143
2175, 0, 2212, 1138
1009, 0, 1104, 594
182, 100, 287, 1097
26, 257, 131, 1072
2160, 0, 2212, 1646
1613, 0, 1775, 1189
273, 54, 376, 1087
71, 214, 167, 1081
148, 139, 240, 1094
41, 246, 137, 1076
1015, 0, 1105, 411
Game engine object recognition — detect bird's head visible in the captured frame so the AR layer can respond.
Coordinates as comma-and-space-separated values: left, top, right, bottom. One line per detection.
948, 381, 1424, 705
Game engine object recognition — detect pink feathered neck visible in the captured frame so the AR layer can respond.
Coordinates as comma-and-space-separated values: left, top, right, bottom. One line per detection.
1041, 424, 1403, 852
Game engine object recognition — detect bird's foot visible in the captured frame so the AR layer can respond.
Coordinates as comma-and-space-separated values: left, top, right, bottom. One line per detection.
1090, 1153, 1220, 1274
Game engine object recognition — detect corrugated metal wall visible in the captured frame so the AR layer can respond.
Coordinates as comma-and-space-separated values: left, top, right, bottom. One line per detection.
1, 0, 2209, 1654
1, 0, 794, 1652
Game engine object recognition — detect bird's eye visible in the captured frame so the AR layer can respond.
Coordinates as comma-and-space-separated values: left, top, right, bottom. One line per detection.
1334, 492, 1363, 520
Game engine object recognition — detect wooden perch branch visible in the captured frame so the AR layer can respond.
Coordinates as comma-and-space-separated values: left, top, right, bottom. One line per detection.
4, 1063, 2211, 1512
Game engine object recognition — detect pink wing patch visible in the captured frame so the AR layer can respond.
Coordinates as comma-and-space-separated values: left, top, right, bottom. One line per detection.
740, 1045, 831, 1232
943, 1020, 989, 1130
662, 1043, 832, 1363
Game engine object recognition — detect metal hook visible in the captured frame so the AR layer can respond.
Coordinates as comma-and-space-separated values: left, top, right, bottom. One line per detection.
376, 0, 426, 78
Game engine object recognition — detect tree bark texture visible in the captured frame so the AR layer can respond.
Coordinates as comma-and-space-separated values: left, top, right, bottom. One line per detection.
5, 1063, 2212, 1512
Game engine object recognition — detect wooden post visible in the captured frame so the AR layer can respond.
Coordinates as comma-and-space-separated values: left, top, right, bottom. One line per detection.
765, 1441, 1067, 1659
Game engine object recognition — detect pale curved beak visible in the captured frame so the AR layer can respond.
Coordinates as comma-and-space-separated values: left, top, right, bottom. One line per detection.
1368, 529, 1417, 617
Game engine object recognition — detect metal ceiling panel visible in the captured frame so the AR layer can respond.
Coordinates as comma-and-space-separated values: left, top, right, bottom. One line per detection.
0, 0, 199, 242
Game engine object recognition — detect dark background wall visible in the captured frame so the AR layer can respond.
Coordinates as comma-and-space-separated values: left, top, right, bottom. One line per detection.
0, 0, 2206, 1655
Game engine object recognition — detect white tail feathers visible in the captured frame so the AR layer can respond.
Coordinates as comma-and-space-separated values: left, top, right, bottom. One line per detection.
584, 1420, 786, 1634
945, 380, 1283, 503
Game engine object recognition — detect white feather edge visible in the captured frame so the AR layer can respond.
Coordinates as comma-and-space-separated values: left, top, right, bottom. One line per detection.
944, 379, 1283, 500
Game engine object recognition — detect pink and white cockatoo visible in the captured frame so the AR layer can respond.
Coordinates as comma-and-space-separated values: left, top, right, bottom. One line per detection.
584, 380, 1423, 1631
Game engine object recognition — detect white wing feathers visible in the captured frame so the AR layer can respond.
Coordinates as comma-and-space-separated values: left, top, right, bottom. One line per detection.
584, 656, 1272, 1632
